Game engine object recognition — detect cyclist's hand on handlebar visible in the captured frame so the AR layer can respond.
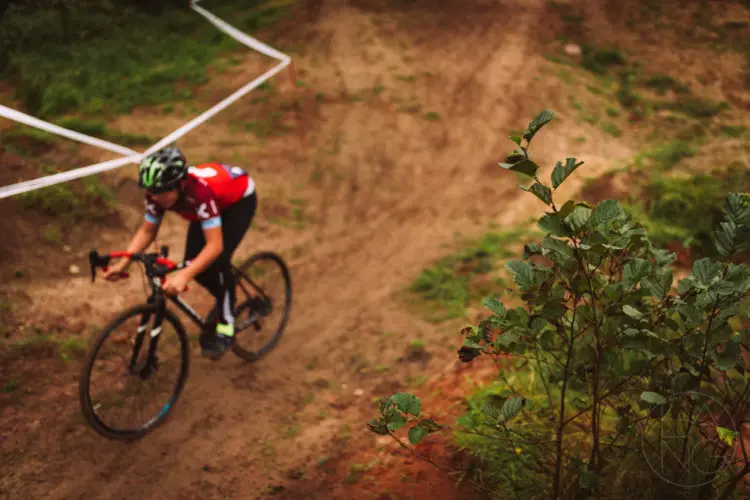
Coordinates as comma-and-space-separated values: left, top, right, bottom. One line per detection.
103, 258, 130, 281
162, 270, 189, 296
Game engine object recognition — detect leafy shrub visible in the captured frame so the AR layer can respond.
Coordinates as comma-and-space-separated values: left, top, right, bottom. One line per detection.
368, 110, 750, 499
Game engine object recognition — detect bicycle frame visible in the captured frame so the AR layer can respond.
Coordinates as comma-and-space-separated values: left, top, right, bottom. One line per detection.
88, 246, 268, 358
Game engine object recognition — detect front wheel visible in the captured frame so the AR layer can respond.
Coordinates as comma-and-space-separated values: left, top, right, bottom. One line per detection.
78, 303, 190, 441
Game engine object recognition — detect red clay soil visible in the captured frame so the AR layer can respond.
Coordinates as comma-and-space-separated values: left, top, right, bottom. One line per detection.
278, 357, 499, 500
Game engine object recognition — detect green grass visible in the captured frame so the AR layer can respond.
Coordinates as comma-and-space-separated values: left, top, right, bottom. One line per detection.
409, 229, 527, 322
9, 333, 87, 362
719, 124, 747, 138
643, 73, 690, 95
0, 0, 294, 118
17, 172, 116, 222
658, 97, 730, 119
633, 140, 696, 171
600, 121, 622, 137
580, 45, 626, 75
625, 164, 750, 258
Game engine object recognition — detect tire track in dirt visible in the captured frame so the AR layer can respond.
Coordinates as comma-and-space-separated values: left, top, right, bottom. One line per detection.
2, 1, 606, 498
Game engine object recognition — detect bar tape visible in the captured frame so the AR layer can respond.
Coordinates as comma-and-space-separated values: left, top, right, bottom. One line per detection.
0, 0, 292, 200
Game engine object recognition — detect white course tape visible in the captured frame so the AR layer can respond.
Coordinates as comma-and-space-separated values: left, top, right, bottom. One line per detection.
0, 0, 291, 200
0, 105, 138, 157
191, 0, 290, 63
0, 155, 140, 199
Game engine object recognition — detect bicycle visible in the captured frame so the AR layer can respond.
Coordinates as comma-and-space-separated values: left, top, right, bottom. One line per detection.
78, 245, 292, 441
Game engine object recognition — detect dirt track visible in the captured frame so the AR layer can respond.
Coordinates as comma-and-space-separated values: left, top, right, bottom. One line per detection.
1, 0, 640, 498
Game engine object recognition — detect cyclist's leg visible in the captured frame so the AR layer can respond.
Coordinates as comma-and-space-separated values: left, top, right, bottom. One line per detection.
193, 192, 257, 356
214, 191, 257, 320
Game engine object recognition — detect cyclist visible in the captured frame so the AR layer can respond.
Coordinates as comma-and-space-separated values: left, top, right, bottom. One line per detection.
102, 146, 258, 360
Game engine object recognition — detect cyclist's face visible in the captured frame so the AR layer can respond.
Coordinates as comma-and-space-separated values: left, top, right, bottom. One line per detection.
150, 188, 179, 208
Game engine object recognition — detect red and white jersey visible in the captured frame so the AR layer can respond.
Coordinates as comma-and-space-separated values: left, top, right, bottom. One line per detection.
145, 163, 255, 229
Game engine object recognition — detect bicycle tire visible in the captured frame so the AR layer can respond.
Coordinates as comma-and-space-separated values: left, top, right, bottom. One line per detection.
78, 303, 190, 441
235, 251, 292, 361
207, 251, 292, 362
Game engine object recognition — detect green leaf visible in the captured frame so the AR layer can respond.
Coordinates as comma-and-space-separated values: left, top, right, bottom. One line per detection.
391, 393, 421, 416
539, 329, 556, 349
641, 391, 667, 405
408, 425, 426, 444
624, 259, 652, 287
367, 419, 390, 435
541, 237, 573, 259
387, 412, 407, 431
503, 150, 526, 165
579, 470, 600, 491
716, 426, 738, 447
501, 158, 540, 177
538, 213, 568, 237
456, 414, 475, 428
714, 221, 738, 257
510, 135, 522, 146
501, 397, 525, 421
671, 371, 699, 392
558, 199, 577, 218
541, 301, 567, 319
523, 109, 554, 143
505, 260, 534, 290
523, 243, 542, 258
623, 305, 644, 319
522, 182, 553, 205
718, 341, 741, 371
692, 258, 722, 287
551, 157, 585, 189
565, 205, 592, 234
420, 419, 442, 433
589, 199, 626, 227
483, 296, 507, 317
654, 248, 678, 266
723, 193, 750, 225
644, 269, 673, 298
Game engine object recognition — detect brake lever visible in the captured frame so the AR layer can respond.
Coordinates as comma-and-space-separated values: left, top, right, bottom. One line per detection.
88, 249, 113, 282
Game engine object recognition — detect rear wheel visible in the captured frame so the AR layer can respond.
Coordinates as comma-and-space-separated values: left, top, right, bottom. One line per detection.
208, 251, 292, 362
78, 303, 190, 441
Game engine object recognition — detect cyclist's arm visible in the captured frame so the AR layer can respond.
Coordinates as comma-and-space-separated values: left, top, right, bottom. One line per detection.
119, 219, 161, 268
128, 219, 160, 254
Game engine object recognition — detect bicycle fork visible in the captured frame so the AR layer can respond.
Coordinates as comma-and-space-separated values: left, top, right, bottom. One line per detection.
130, 295, 166, 379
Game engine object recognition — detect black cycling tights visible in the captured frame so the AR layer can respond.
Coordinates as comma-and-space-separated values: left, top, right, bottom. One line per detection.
184, 192, 257, 327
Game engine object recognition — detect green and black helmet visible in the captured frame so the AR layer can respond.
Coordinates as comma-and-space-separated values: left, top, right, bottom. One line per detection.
138, 147, 188, 192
